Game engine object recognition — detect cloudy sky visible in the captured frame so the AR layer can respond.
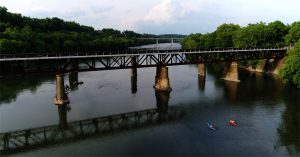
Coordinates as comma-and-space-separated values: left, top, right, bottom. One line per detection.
1, 0, 300, 34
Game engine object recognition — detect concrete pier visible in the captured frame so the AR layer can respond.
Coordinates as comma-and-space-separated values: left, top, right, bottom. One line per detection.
272, 58, 285, 75
223, 62, 240, 82
198, 64, 206, 77
54, 74, 70, 105
256, 59, 268, 73
131, 68, 137, 93
154, 65, 172, 91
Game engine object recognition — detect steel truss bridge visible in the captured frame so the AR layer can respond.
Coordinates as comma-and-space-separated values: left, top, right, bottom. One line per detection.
0, 47, 287, 74
0, 107, 184, 155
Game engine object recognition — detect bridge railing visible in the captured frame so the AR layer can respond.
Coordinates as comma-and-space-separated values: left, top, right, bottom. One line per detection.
0, 47, 288, 60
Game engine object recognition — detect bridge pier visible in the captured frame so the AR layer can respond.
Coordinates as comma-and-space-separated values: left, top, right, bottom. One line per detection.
54, 73, 70, 105
198, 64, 206, 77
272, 58, 285, 75
223, 62, 240, 82
154, 65, 171, 91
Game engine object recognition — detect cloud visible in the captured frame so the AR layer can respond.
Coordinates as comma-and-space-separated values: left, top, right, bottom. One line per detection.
2, 0, 300, 34
143, 0, 193, 25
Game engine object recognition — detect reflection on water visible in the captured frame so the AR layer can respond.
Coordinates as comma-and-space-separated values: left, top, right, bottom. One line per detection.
131, 68, 137, 94
276, 86, 300, 154
198, 76, 205, 91
223, 81, 238, 103
0, 75, 53, 104
0, 64, 299, 156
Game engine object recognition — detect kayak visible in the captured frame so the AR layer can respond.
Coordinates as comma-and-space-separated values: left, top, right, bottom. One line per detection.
229, 120, 237, 127
207, 123, 216, 130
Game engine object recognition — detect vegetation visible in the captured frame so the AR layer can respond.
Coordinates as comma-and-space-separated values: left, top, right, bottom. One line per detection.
182, 21, 288, 49
0, 6, 157, 54
182, 21, 300, 87
279, 40, 300, 87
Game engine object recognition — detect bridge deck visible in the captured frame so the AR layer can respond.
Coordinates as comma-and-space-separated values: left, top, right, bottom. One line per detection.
0, 48, 287, 61
0, 48, 288, 74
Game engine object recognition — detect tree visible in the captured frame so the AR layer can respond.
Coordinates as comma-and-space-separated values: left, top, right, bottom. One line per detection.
285, 22, 300, 45
233, 22, 268, 48
265, 21, 288, 47
215, 23, 240, 48
279, 40, 300, 87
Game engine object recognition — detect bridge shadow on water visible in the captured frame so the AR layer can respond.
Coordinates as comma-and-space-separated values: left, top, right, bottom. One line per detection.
0, 90, 185, 155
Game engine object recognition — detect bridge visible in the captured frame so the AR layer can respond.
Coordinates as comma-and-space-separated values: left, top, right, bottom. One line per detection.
0, 48, 287, 73
0, 47, 287, 96
0, 47, 288, 154
0, 47, 288, 98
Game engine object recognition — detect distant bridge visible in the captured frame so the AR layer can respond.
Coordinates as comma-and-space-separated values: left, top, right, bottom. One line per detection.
0, 47, 287, 74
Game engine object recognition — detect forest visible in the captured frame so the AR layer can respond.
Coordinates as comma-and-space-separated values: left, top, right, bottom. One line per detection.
181, 21, 300, 87
0, 6, 159, 54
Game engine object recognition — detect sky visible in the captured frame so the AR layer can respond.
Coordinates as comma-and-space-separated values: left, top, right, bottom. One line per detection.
1, 0, 300, 34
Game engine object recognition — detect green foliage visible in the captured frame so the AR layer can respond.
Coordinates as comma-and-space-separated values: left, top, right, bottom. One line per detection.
0, 6, 155, 54
279, 40, 300, 87
285, 22, 300, 44
215, 24, 240, 48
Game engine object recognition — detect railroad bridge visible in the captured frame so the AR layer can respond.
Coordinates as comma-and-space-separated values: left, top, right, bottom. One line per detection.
0, 47, 288, 100
0, 47, 288, 154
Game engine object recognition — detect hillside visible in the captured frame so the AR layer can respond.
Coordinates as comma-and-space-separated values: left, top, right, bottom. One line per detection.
0, 6, 156, 54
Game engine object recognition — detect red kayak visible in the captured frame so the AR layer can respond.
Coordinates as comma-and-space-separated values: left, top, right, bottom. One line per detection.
229, 120, 237, 127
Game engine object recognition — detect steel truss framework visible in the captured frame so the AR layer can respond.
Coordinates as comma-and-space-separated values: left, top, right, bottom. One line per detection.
0, 48, 287, 74
0, 107, 184, 154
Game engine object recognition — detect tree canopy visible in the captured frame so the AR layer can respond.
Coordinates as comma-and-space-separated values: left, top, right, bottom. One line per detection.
279, 40, 300, 87
0, 6, 156, 54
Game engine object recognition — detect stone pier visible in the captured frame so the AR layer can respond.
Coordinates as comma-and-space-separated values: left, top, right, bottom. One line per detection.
223, 62, 240, 82
154, 65, 172, 91
198, 64, 206, 77
54, 74, 70, 105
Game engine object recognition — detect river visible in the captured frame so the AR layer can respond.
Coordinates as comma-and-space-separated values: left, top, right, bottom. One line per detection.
0, 62, 299, 156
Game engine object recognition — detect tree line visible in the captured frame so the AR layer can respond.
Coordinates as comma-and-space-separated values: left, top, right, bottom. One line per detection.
181, 21, 300, 87
0, 6, 159, 54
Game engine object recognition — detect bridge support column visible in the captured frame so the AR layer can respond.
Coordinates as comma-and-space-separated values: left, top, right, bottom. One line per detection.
198, 64, 206, 77
272, 58, 285, 75
54, 73, 70, 105
154, 65, 171, 91
223, 62, 240, 82
255, 59, 268, 73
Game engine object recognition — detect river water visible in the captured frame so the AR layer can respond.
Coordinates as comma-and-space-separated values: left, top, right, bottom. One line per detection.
0, 63, 299, 156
